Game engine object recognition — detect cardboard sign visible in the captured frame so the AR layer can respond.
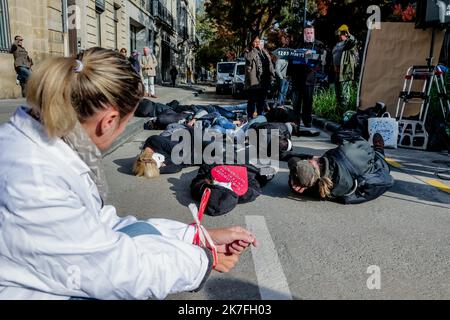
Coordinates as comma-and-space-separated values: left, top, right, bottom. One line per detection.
211, 166, 249, 196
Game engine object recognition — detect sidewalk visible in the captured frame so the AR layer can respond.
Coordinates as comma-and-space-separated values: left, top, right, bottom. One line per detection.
0, 85, 207, 156
106, 84, 208, 155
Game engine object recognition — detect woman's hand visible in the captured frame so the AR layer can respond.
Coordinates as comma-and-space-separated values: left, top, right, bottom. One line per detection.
214, 253, 240, 273
207, 226, 258, 255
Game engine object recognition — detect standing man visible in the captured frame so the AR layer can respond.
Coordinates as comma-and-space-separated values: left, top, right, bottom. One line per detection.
332, 24, 358, 111
288, 22, 326, 129
141, 47, 158, 98
10, 35, 33, 97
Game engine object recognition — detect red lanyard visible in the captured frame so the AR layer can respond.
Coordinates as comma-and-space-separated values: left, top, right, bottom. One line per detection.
189, 188, 218, 269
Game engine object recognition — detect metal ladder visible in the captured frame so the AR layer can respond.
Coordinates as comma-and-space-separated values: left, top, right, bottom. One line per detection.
396, 65, 450, 150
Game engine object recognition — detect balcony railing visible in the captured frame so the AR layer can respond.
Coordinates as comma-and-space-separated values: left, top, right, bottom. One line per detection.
140, 0, 153, 15
154, 0, 174, 29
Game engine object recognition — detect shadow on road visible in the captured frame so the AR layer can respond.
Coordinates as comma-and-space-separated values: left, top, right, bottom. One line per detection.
167, 170, 199, 207
113, 156, 138, 176
204, 278, 301, 300
386, 177, 450, 206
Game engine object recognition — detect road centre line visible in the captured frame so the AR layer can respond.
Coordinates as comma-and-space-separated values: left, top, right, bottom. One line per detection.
245, 215, 293, 300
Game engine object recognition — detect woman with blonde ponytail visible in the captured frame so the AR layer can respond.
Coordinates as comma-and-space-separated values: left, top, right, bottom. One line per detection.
0, 47, 257, 300
287, 134, 393, 204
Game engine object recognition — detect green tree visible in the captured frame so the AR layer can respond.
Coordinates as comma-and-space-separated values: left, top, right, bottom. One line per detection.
204, 0, 291, 52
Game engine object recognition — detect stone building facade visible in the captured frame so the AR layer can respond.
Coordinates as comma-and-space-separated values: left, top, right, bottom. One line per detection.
0, 0, 196, 99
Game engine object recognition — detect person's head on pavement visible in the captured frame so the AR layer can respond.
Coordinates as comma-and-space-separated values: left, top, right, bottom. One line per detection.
288, 158, 333, 198
133, 147, 161, 179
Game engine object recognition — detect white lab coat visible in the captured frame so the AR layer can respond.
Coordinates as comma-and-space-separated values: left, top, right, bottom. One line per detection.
0, 106, 211, 300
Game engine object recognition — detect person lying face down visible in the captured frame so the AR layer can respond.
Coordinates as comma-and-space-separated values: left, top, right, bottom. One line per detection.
0, 47, 258, 300
288, 135, 394, 204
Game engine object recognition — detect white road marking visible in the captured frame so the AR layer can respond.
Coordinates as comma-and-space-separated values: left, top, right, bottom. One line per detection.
245, 215, 293, 300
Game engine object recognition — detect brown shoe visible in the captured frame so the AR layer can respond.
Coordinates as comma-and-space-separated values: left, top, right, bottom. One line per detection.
151, 95, 158, 98
373, 133, 385, 150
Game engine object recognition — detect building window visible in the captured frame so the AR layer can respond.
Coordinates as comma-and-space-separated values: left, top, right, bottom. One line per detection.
95, 0, 105, 47
0, 0, 11, 52
96, 12, 102, 46
114, 6, 120, 50
130, 25, 138, 52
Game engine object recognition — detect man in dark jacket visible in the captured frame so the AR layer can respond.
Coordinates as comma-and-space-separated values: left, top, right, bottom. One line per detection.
287, 22, 326, 128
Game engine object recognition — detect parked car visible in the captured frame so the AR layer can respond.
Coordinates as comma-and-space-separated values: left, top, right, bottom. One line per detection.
216, 62, 236, 94
231, 61, 246, 98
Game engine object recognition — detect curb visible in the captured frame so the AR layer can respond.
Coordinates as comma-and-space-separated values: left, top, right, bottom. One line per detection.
312, 116, 341, 133
102, 94, 195, 157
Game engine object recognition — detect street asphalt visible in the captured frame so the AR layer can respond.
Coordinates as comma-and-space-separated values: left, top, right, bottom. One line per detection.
1, 85, 449, 300
102, 87, 450, 300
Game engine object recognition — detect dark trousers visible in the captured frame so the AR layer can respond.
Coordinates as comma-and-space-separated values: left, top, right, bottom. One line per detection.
292, 82, 314, 127
247, 88, 266, 119
171, 76, 176, 87
16, 66, 31, 84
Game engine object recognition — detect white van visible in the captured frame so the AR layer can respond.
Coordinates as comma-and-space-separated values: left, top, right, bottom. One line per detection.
216, 61, 236, 94
231, 61, 246, 97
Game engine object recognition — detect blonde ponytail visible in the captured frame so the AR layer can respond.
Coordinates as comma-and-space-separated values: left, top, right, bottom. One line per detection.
26, 47, 144, 138
27, 58, 79, 137
317, 175, 333, 199
133, 149, 160, 179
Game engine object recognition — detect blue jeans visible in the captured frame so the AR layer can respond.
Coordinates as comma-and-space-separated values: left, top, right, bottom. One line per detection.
16, 66, 31, 84
232, 115, 267, 142
118, 222, 162, 237
278, 79, 289, 106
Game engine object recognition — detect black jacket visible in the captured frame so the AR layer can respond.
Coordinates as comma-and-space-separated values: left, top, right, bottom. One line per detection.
287, 40, 326, 86
289, 138, 394, 204
190, 164, 271, 216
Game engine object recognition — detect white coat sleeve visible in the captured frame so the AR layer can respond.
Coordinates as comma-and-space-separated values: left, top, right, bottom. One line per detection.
3, 169, 211, 300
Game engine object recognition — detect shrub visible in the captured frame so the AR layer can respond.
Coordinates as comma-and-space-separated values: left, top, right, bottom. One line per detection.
313, 83, 358, 123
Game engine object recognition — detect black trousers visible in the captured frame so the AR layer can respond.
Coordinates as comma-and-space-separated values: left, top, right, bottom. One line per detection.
247, 87, 268, 118
292, 82, 315, 127
143, 135, 185, 174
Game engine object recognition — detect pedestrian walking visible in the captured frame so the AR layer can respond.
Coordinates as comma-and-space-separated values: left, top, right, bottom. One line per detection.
129, 50, 141, 75
170, 65, 178, 87
186, 67, 193, 86
141, 47, 158, 98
